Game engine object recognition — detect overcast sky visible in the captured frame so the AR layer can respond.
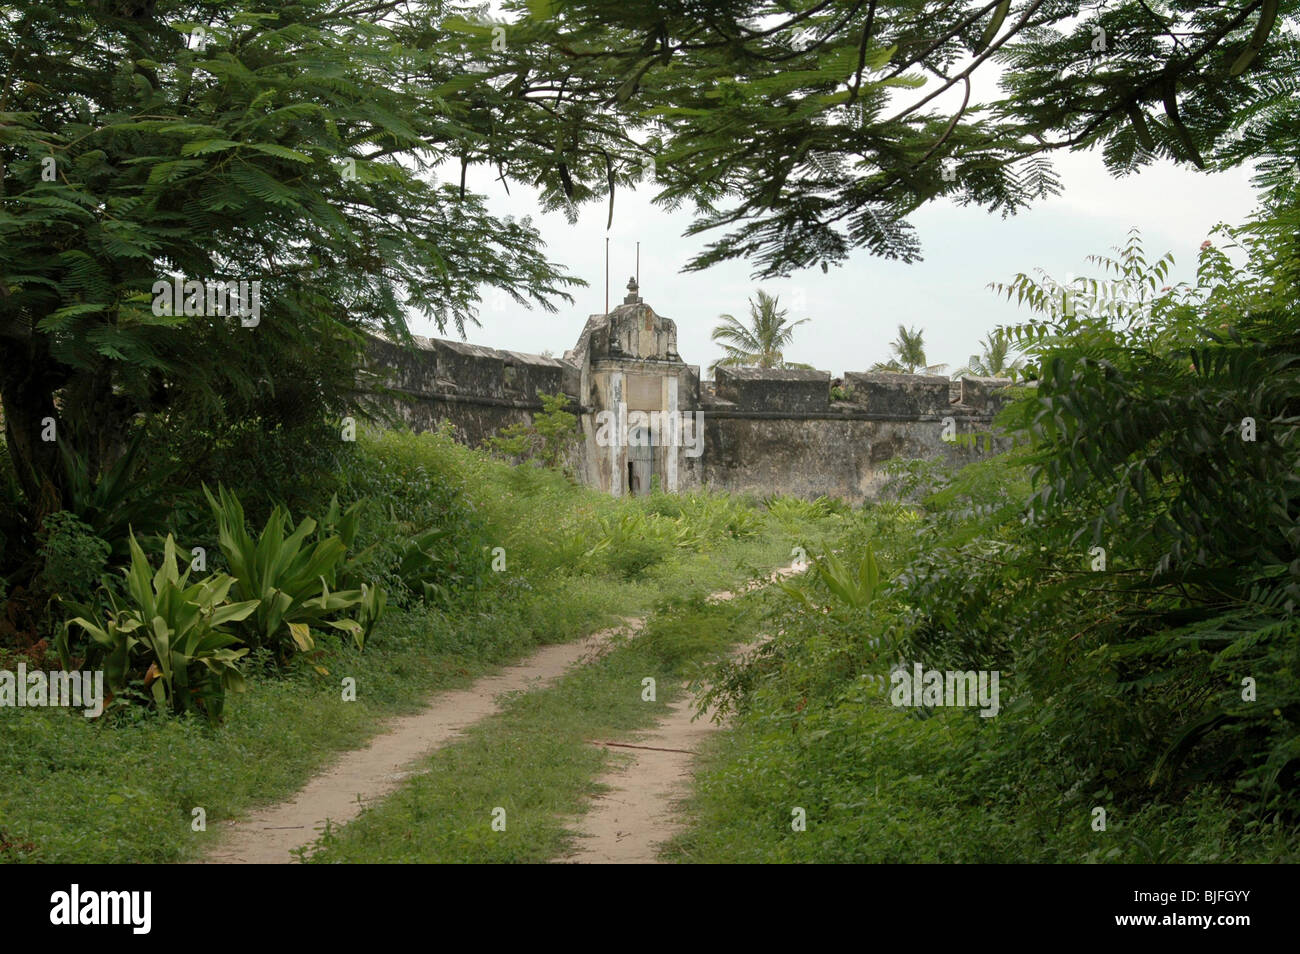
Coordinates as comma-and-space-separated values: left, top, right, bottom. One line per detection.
406, 13, 1263, 378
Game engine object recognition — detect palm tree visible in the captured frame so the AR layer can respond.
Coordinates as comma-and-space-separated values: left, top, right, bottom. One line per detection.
710, 290, 810, 373
870, 324, 946, 374
958, 331, 1024, 380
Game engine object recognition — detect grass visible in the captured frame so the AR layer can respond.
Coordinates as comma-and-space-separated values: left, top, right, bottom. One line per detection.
0, 426, 841, 864
301, 595, 754, 863
0, 581, 617, 863
665, 697, 1300, 864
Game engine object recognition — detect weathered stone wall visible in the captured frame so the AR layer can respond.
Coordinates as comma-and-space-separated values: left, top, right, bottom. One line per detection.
363, 332, 1014, 503
715, 366, 831, 413
364, 333, 580, 447
696, 413, 1005, 503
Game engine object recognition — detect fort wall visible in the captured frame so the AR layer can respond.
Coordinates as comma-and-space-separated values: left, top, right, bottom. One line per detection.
363, 297, 1015, 503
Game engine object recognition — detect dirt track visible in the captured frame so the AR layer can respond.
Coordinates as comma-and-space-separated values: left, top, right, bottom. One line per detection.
203, 622, 636, 864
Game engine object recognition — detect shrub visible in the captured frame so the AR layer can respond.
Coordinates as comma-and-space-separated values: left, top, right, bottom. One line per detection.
485, 392, 579, 471
338, 427, 492, 608
62, 534, 258, 721
37, 512, 110, 604
205, 485, 377, 660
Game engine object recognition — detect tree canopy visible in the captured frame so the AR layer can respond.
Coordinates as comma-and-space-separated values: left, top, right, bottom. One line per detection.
0, 0, 596, 517
480, 0, 1300, 276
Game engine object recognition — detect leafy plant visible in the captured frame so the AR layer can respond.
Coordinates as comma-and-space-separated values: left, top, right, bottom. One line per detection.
62, 534, 258, 721
486, 392, 579, 470
597, 511, 675, 580
55, 431, 176, 558
204, 485, 370, 660
778, 545, 884, 612
395, 527, 455, 605
355, 583, 388, 649
37, 511, 110, 604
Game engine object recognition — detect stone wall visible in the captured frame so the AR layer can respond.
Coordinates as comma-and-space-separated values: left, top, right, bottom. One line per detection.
365, 333, 581, 446
364, 332, 1014, 503
695, 414, 1004, 502
714, 366, 831, 413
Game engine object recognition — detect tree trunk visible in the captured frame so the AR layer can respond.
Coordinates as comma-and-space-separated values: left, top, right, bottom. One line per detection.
0, 331, 67, 524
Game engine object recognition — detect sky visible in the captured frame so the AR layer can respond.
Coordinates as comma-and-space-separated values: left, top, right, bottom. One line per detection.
404, 11, 1264, 379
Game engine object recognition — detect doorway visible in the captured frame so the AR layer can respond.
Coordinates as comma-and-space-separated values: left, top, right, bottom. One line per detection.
627, 425, 654, 496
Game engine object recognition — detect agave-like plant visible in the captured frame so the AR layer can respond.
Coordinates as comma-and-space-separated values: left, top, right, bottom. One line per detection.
778, 545, 884, 611
63, 533, 258, 719
204, 485, 371, 658
56, 430, 179, 557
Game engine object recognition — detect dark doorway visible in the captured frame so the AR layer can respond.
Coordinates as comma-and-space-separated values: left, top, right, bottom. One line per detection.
627, 425, 654, 496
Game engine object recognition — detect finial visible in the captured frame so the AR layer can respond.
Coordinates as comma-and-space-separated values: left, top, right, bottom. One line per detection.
623, 276, 641, 304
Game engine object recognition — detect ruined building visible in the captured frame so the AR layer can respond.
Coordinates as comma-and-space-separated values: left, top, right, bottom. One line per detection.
365, 278, 1014, 502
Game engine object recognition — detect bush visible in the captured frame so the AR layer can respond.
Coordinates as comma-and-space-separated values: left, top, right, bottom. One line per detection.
485, 392, 579, 471
61, 534, 258, 722
37, 512, 110, 604
338, 426, 492, 609
206, 485, 379, 661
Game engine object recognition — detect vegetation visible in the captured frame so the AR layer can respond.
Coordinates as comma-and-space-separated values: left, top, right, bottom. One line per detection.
62, 534, 256, 721
205, 485, 373, 660
426, 1, 1300, 278
670, 216, 1300, 863
485, 393, 580, 471
710, 290, 811, 373
871, 324, 947, 374
958, 330, 1025, 380
0, 0, 589, 567
2, 0, 1298, 867
0, 425, 831, 862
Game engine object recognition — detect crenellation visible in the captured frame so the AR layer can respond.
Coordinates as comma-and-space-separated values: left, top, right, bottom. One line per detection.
843, 371, 952, 417
953, 375, 1015, 412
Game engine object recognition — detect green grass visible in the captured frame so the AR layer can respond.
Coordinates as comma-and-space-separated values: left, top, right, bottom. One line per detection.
302, 595, 754, 863
0, 580, 619, 863
0, 425, 840, 864
666, 696, 1300, 864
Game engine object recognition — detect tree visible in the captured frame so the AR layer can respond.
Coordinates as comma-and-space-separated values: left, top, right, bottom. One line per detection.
0, 0, 618, 560
960, 330, 1025, 380
710, 290, 810, 373
486, 392, 577, 470
871, 324, 946, 374
483, 1, 1300, 277
992, 215, 1300, 803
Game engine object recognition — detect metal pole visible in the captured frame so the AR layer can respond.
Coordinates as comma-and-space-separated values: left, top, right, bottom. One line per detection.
636, 242, 640, 286
605, 237, 609, 314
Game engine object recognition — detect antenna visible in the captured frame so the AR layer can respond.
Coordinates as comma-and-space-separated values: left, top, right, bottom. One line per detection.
636, 242, 640, 287
605, 238, 610, 314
